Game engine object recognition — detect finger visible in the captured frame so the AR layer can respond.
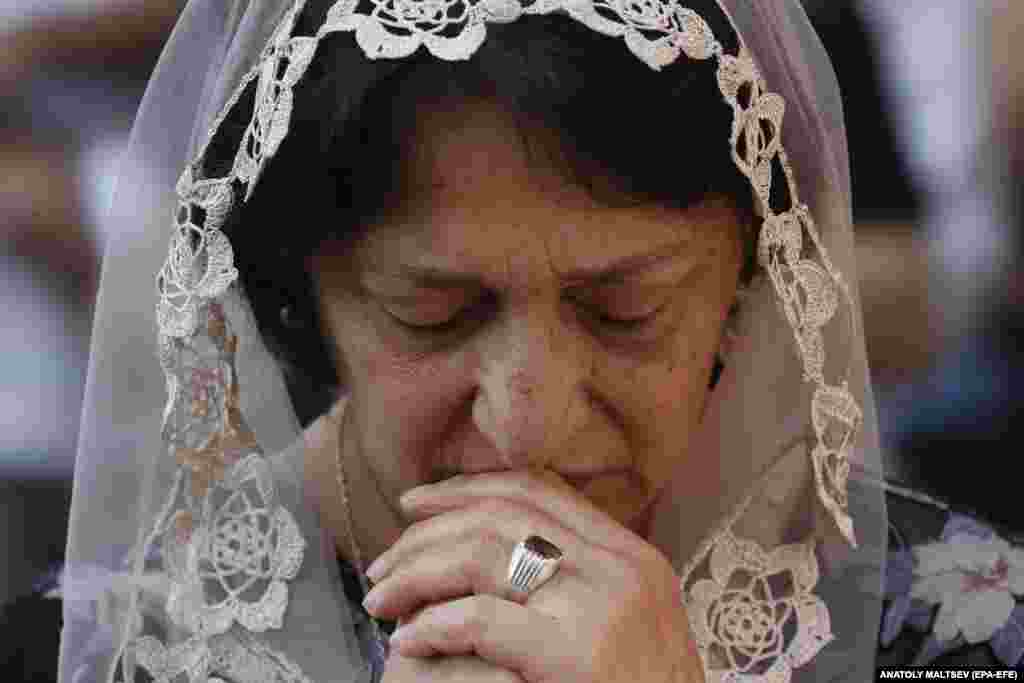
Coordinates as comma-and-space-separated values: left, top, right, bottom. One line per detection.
365, 529, 586, 621
390, 595, 580, 683
383, 654, 525, 683
363, 530, 526, 620
398, 469, 645, 559
367, 498, 596, 586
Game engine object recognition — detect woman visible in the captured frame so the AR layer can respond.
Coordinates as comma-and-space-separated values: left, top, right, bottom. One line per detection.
59, 1, 887, 681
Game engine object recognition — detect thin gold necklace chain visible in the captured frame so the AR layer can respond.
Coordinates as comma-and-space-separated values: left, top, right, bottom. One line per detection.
333, 407, 392, 660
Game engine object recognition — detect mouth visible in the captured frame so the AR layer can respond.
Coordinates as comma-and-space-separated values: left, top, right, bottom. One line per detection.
427, 463, 632, 490
557, 468, 632, 489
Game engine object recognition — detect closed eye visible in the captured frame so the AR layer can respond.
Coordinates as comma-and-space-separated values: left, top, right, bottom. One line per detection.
564, 283, 671, 334
383, 291, 498, 335
382, 291, 670, 341
388, 310, 465, 333
589, 303, 668, 332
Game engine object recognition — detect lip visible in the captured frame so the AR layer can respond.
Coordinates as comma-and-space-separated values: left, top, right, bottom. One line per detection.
557, 468, 630, 488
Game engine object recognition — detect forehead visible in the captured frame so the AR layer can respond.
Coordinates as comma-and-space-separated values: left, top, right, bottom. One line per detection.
355, 98, 741, 276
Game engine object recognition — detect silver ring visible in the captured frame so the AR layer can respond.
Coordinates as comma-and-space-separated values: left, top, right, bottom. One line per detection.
507, 535, 563, 596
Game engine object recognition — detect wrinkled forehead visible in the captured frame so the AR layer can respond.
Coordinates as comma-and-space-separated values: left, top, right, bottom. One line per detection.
395, 96, 604, 212
399, 97, 550, 199
354, 96, 746, 267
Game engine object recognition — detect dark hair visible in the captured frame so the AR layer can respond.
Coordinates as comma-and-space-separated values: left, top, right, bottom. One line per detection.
214, 8, 756, 426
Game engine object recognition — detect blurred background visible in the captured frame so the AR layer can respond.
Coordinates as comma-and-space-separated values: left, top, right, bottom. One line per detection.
1, 0, 1022, 677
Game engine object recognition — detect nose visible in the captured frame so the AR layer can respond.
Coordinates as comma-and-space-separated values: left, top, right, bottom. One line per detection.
471, 308, 590, 468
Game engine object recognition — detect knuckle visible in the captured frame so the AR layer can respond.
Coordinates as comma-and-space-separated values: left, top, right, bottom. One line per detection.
474, 526, 506, 557
424, 605, 461, 645
496, 667, 526, 683
402, 517, 432, 541
610, 548, 647, 586
454, 548, 483, 589
635, 538, 670, 570
466, 594, 498, 637
615, 548, 674, 605
432, 656, 524, 683
475, 497, 509, 518
466, 534, 503, 587
475, 496, 536, 534
513, 470, 543, 497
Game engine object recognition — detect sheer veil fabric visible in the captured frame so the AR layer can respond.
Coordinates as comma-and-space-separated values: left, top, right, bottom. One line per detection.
60, 0, 886, 681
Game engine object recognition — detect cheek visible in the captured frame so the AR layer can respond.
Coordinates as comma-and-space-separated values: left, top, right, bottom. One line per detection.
343, 335, 480, 475
616, 301, 729, 479
636, 353, 711, 466
331, 300, 462, 409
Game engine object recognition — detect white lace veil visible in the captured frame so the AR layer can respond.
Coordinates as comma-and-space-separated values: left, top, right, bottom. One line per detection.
59, 1, 887, 681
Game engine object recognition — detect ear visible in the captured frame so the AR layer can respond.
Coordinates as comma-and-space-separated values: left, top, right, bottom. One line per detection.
718, 324, 737, 365
719, 281, 751, 364
707, 306, 738, 392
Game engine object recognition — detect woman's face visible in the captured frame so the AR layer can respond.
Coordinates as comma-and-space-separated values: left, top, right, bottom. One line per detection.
312, 98, 745, 537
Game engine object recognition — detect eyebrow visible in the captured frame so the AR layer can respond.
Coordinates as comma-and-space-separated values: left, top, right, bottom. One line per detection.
559, 240, 692, 284
386, 240, 693, 290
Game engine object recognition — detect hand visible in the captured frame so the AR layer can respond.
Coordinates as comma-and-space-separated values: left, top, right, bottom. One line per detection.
362, 469, 706, 683
382, 653, 524, 683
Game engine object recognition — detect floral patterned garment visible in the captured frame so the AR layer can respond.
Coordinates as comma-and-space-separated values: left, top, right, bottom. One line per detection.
880, 490, 1024, 669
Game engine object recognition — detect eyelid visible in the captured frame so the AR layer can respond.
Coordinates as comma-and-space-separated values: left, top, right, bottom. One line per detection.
566, 282, 672, 313
367, 279, 477, 312
587, 301, 671, 343
595, 300, 668, 324
381, 290, 497, 332
379, 298, 466, 328
386, 308, 464, 332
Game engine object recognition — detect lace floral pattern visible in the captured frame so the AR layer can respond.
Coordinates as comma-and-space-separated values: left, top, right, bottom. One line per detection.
130, 629, 313, 683
718, 52, 784, 202
142, 0, 863, 681
156, 170, 237, 340
810, 384, 861, 544
321, 0, 720, 67
121, 301, 307, 681
233, 3, 316, 200
164, 454, 305, 636
684, 530, 833, 681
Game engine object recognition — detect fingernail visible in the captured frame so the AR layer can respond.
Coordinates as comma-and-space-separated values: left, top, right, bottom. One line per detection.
362, 586, 382, 614
365, 556, 386, 582
399, 487, 427, 507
